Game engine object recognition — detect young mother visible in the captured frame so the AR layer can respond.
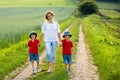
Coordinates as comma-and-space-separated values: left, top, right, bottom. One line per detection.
39, 11, 61, 72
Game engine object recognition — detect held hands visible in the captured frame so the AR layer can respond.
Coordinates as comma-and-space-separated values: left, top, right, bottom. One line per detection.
58, 41, 62, 47
37, 41, 41, 47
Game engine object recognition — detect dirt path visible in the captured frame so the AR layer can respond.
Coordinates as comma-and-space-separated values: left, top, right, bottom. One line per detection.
70, 25, 99, 80
13, 51, 46, 80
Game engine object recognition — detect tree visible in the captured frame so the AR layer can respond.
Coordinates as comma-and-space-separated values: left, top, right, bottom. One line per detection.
78, 0, 99, 14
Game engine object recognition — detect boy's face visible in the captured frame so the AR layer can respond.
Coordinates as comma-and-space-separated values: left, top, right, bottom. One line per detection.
64, 35, 70, 39
31, 34, 36, 39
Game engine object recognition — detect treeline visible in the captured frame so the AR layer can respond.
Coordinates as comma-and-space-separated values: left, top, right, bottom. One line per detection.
97, 0, 119, 2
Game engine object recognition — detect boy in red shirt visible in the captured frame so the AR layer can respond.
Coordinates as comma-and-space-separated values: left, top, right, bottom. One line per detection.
28, 31, 41, 74
61, 31, 73, 75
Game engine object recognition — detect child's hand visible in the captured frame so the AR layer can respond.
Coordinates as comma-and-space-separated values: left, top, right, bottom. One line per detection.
37, 42, 41, 47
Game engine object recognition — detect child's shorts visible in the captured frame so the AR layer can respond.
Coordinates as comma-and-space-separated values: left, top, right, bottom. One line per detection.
63, 54, 72, 64
29, 53, 39, 62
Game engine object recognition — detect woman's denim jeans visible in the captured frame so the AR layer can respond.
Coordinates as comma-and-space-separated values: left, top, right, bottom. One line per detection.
45, 41, 57, 63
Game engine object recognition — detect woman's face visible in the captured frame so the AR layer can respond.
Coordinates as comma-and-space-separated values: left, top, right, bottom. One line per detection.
47, 13, 53, 20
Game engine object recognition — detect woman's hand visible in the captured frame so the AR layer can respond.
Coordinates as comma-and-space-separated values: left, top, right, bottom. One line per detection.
58, 41, 62, 47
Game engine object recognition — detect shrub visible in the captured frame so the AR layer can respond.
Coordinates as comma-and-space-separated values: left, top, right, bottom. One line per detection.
78, 1, 98, 14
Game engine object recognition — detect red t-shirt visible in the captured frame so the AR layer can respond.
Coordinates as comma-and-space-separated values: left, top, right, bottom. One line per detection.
62, 39, 73, 55
28, 39, 39, 54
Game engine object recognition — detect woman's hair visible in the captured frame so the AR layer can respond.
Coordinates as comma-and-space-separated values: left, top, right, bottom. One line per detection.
45, 11, 54, 20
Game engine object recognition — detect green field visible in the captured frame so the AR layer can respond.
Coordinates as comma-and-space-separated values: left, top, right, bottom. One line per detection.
0, 0, 76, 7
0, 7, 75, 49
97, 2, 120, 9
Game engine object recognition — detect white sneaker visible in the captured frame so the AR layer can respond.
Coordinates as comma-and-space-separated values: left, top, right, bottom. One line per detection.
32, 69, 36, 74
47, 69, 51, 73
36, 68, 41, 72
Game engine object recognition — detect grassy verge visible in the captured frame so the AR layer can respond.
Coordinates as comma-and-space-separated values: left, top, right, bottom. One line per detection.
82, 14, 120, 80
28, 18, 80, 80
0, 16, 75, 80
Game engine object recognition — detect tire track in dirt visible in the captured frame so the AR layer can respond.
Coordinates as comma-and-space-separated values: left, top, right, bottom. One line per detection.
70, 25, 99, 80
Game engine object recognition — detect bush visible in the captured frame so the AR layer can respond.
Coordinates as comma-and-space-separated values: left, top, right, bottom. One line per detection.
78, 1, 98, 14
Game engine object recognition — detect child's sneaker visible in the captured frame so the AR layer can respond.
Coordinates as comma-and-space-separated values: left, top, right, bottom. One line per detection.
32, 69, 36, 74
47, 69, 51, 73
36, 68, 41, 72
66, 68, 70, 75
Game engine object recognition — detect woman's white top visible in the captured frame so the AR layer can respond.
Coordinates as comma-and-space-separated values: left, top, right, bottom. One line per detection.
41, 21, 60, 42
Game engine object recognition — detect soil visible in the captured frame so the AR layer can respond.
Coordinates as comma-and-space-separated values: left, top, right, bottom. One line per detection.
70, 25, 99, 80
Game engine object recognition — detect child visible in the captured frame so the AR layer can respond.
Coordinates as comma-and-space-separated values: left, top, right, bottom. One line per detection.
61, 31, 73, 75
28, 31, 41, 74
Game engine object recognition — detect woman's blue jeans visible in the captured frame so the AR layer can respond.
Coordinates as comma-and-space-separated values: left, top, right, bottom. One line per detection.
45, 41, 57, 63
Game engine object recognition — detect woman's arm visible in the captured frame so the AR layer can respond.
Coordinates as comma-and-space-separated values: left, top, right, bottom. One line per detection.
57, 33, 61, 42
39, 33, 44, 45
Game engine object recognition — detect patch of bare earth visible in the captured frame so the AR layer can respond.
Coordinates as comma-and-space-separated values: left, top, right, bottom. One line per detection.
70, 25, 99, 80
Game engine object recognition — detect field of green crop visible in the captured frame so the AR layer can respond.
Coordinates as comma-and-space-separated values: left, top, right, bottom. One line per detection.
97, 2, 120, 9
0, 7, 75, 49
82, 14, 120, 80
0, 0, 76, 7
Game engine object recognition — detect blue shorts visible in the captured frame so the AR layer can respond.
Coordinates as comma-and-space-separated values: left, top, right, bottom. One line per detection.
63, 54, 72, 64
29, 54, 39, 62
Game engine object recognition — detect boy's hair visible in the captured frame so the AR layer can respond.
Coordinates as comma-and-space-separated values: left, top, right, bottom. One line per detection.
29, 31, 37, 38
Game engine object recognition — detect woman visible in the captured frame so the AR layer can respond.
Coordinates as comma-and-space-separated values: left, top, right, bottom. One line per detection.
39, 11, 61, 72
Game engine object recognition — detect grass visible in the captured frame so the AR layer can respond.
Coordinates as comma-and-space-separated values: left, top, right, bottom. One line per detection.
28, 18, 80, 80
82, 14, 120, 80
97, 1, 120, 9
0, 7, 75, 49
0, 0, 76, 7
0, 15, 76, 80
